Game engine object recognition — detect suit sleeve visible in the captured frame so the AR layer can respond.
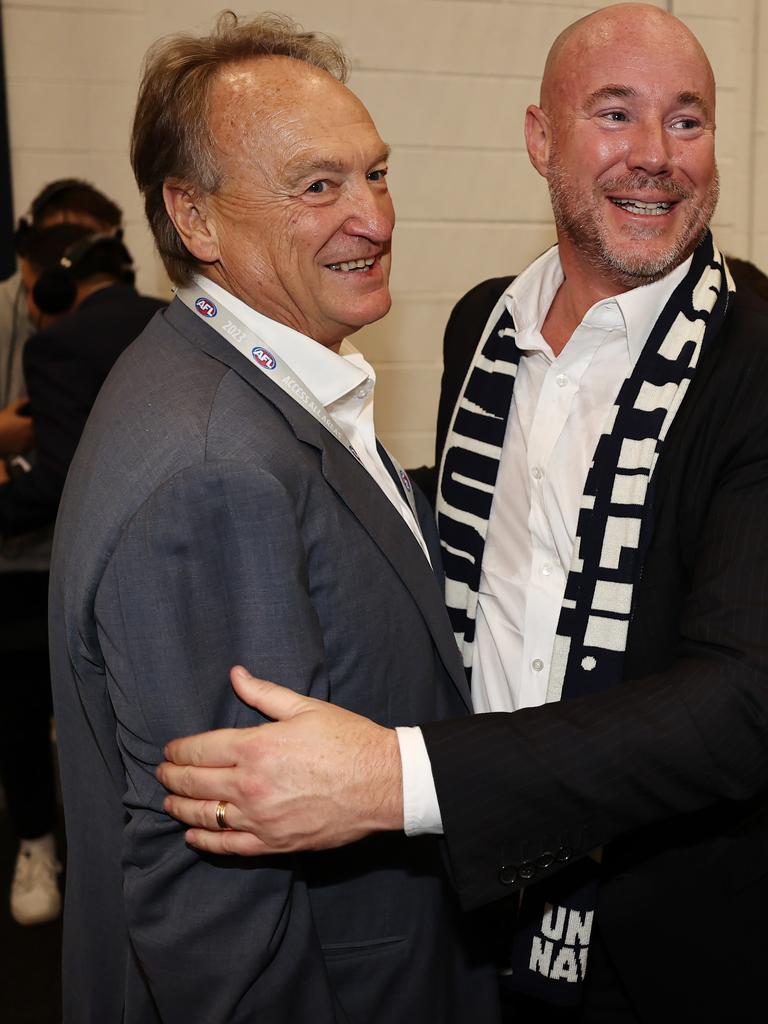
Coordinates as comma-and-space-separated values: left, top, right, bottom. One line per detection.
93, 459, 340, 1023
422, 326, 768, 912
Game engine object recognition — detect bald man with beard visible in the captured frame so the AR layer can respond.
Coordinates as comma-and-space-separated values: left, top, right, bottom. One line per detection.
159, 6, 768, 1021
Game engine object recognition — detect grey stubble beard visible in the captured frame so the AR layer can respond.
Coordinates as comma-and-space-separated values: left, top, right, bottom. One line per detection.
547, 153, 720, 290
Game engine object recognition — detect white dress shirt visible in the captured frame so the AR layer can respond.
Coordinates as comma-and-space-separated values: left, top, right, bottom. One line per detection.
398, 247, 692, 835
195, 275, 430, 562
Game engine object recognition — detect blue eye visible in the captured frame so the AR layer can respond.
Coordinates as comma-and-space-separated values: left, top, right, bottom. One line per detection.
603, 111, 628, 122
367, 168, 388, 182
306, 180, 328, 194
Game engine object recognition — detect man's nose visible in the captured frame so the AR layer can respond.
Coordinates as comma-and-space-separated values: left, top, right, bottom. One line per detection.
343, 184, 395, 243
626, 121, 673, 176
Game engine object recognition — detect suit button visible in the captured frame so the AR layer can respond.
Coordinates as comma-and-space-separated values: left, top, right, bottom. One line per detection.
536, 851, 555, 869
556, 845, 573, 863
499, 864, 518, 885
519, 861, 537, 880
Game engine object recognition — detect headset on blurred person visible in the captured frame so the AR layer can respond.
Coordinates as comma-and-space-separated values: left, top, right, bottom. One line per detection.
3, 180, 123, 405
31, 233, 135, 316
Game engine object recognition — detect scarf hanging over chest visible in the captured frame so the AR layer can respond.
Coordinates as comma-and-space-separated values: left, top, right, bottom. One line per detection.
436, 232, 733, 1003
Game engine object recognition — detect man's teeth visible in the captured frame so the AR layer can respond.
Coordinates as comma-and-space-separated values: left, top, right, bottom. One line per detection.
327, 258, 376, 272
611, 198, 672, 216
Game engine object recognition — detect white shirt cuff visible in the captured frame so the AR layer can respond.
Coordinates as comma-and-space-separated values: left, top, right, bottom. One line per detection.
395, 725, 444, 835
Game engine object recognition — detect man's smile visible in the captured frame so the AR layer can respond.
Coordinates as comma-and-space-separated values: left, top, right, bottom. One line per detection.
608, 197, 674, 216
325, 256, 377, 272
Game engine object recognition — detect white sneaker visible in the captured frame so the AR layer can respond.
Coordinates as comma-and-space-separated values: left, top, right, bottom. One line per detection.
10, 834, 62, 925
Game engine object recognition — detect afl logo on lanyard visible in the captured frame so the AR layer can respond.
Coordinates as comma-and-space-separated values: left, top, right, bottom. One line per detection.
252, 347, 277, 370
194, 297, 218, 318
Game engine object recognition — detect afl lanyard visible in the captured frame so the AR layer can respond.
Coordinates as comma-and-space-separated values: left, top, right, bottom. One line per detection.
175, 285, 421, 526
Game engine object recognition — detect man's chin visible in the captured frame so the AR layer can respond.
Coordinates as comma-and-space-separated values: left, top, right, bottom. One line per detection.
327, 295, 392, 341
596, 229, 710, 289
349, 292, 392, 329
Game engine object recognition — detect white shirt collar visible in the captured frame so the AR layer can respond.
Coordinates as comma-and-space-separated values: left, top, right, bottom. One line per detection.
193, 275, 370, 407
506, 246, 693, 364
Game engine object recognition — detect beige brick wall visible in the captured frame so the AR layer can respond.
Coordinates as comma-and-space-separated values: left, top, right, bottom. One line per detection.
2, 0, 761, 465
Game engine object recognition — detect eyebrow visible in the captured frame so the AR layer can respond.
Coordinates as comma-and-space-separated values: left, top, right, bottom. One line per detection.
585, 85, 710, 116
585, 85, 637, 105
285, 145, 391, 184
675, 91, 710, 114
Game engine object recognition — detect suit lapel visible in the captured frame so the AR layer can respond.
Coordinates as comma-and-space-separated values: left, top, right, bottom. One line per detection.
165, 300, 472, 710
318, 436, 472, 709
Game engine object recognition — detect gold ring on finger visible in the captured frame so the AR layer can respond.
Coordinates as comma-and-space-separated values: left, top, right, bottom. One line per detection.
215, 800, 229, 830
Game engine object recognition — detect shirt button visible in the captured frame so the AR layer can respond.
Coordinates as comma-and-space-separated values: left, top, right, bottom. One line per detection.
531, 466, 543, 481
556, 373, 568, 388
532, 658, 544, 672
542, 562, 553, 576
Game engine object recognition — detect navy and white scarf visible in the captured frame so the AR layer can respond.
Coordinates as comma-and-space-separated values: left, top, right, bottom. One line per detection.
436, 232, 733, 1003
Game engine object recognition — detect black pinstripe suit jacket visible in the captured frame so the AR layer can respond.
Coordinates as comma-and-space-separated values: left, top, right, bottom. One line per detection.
421, 276, 768, 1021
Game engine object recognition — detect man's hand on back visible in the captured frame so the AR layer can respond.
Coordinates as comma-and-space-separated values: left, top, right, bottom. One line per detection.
157, 666, 404, 855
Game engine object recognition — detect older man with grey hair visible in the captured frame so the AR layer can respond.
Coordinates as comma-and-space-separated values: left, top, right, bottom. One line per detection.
49, 13, 500, 1024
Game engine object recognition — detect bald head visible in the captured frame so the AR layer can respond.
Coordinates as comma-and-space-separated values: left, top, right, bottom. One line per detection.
541, 4, 715, 117
524, 2, 719, 295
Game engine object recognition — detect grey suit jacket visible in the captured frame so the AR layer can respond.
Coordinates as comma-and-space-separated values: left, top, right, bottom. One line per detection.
50, 300, 500, 1024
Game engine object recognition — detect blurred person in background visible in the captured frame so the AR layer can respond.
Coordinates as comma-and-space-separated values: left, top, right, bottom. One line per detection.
0, 179, 123, 427
0, 223, 166, 528
0, 180, 121, 927
0, 181, 122, 473
0, 180, 123, 490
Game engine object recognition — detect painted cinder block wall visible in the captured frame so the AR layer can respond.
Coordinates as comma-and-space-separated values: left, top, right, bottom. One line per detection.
3, 0, 760, 465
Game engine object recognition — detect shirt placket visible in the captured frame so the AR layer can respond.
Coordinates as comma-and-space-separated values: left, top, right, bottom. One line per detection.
519, 353, 575, 704
519, 317, 618, 705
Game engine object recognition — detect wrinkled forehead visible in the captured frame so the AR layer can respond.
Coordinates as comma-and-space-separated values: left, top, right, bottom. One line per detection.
208, 56, 374, 163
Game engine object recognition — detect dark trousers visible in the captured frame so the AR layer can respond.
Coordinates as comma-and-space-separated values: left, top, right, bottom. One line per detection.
0, 571, 58, 840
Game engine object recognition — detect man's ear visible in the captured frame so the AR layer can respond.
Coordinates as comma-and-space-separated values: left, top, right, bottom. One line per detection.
163, 183, 220, 264
525, 104, 552, 178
